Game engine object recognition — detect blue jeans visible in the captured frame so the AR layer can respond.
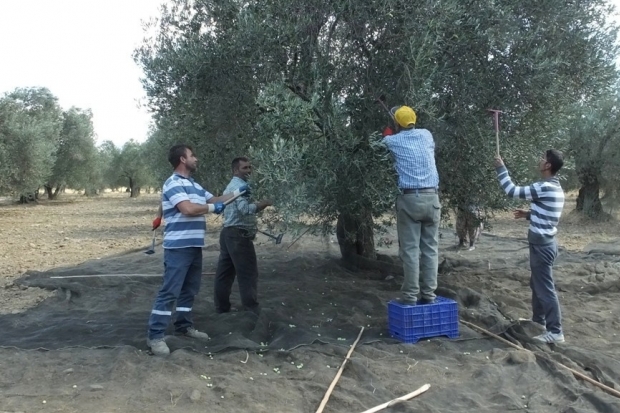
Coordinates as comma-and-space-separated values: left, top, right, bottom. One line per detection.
529, 241, 562, 334
147, 247, 202, 340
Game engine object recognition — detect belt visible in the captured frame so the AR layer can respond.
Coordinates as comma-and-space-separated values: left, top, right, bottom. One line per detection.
223, 226, 256, 238
401, 188, 437, 194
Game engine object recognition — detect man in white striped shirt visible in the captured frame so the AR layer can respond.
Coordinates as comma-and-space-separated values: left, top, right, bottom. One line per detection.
146, 144, 248, 356
494, 149, 565, 343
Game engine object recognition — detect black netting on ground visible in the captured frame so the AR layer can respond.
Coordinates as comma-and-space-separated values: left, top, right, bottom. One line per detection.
0, 235, 513, 355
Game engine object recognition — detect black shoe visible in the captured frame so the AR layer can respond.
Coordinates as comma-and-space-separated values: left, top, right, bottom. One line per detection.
241, 304, 261, 315
215, 307, 239, 314
418, 297, 436, 305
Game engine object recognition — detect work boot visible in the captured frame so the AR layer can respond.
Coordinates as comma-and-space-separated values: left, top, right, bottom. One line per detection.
184, 327, 210, 340
147, 338, 170, 356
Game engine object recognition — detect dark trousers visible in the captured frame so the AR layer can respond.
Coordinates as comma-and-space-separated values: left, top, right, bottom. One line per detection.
214, 227, 259, 314
529, 240, 562, 334
148, 247, 202, 340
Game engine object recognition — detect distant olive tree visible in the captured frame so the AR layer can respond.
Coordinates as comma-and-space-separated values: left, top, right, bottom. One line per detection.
565, 92, 620, 218
44, 107, 98, 199
0, 87, 63, 201
111, 140, 157, 197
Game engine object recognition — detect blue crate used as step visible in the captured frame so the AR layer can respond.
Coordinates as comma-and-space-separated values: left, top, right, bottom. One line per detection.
388, 296, 459, 343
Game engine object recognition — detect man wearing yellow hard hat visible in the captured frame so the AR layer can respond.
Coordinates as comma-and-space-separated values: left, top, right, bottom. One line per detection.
383, 105, 441, 306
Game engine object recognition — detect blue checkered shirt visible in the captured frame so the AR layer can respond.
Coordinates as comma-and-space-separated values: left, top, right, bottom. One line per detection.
383, 128, 439, 189
222, 177, 258, 233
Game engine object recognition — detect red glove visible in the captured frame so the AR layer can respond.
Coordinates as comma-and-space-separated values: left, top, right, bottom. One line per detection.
382, 126, 394, 137
152, 216, 162, 230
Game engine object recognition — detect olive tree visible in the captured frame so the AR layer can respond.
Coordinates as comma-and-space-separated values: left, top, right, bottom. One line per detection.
565, 92, 620, 217
44, 107, 98, 199
0, 87, 63, 200
137, 0, 618, 266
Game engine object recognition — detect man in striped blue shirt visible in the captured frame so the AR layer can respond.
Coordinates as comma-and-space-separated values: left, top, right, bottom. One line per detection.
146, 144, 248, 356
494, 149, 566, 343
383, 106, 441, 306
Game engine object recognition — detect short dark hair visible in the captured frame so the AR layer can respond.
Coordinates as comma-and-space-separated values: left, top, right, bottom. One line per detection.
545, 149, 564, 174
231, 156, 250, 173
168, 144, 193, 168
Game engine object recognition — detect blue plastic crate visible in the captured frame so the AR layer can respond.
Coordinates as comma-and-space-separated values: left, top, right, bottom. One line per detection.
388, 296, 459, 343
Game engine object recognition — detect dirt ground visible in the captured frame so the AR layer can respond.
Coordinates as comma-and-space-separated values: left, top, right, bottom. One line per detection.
0, 192, 163, 314
1, 192, 620, 413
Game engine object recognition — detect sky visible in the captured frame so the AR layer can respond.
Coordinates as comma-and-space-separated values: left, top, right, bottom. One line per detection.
0, 0, 167, 147
1, 1, 620, 148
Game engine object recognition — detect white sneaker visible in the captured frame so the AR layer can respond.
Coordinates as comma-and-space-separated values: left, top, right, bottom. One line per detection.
147, 338, 170, 356
184, 327, 210, 340
534, 331, 565, 344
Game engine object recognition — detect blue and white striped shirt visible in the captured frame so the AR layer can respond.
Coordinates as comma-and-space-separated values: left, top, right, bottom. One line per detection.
496, 166, 565, 244
383, 128, 440, 189
162, 173, 213, 249
222, 176, 258, 233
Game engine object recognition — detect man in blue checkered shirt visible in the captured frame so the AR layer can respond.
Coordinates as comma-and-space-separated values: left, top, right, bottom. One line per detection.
383, 106, 441, 306
214, 157, 272, 314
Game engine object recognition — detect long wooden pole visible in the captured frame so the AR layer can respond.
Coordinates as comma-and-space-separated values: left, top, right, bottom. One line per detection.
495, 122, 500, 157
50, 274, 163, 279
223, 190, 247, 205
488, 109, 502, 157
49, 272, 215, 279
460, 320, 620, 399
359, 384, 431, 413
315, 327, 365, 413
286, 227, 311, 251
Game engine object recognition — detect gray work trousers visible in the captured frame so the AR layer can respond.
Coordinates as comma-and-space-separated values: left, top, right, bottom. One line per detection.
529, 240, 562, 334
396, 193, 441, 301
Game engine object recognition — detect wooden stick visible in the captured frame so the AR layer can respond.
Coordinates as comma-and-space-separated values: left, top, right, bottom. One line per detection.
360, 384, 431, 413
315, 327, 365, 413
488, 109, 502, 157
286, 227, 311, 251
495, 127, 500, 157
223, 190, 247, 205
49, 272, 215, 279
460, 319, 524, 350
460, 319, 620, 399
50, 274, 163, 279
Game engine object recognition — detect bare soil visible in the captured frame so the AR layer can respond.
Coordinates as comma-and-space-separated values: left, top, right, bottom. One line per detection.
1, 192, 620, 413
0, 192, 162, 314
